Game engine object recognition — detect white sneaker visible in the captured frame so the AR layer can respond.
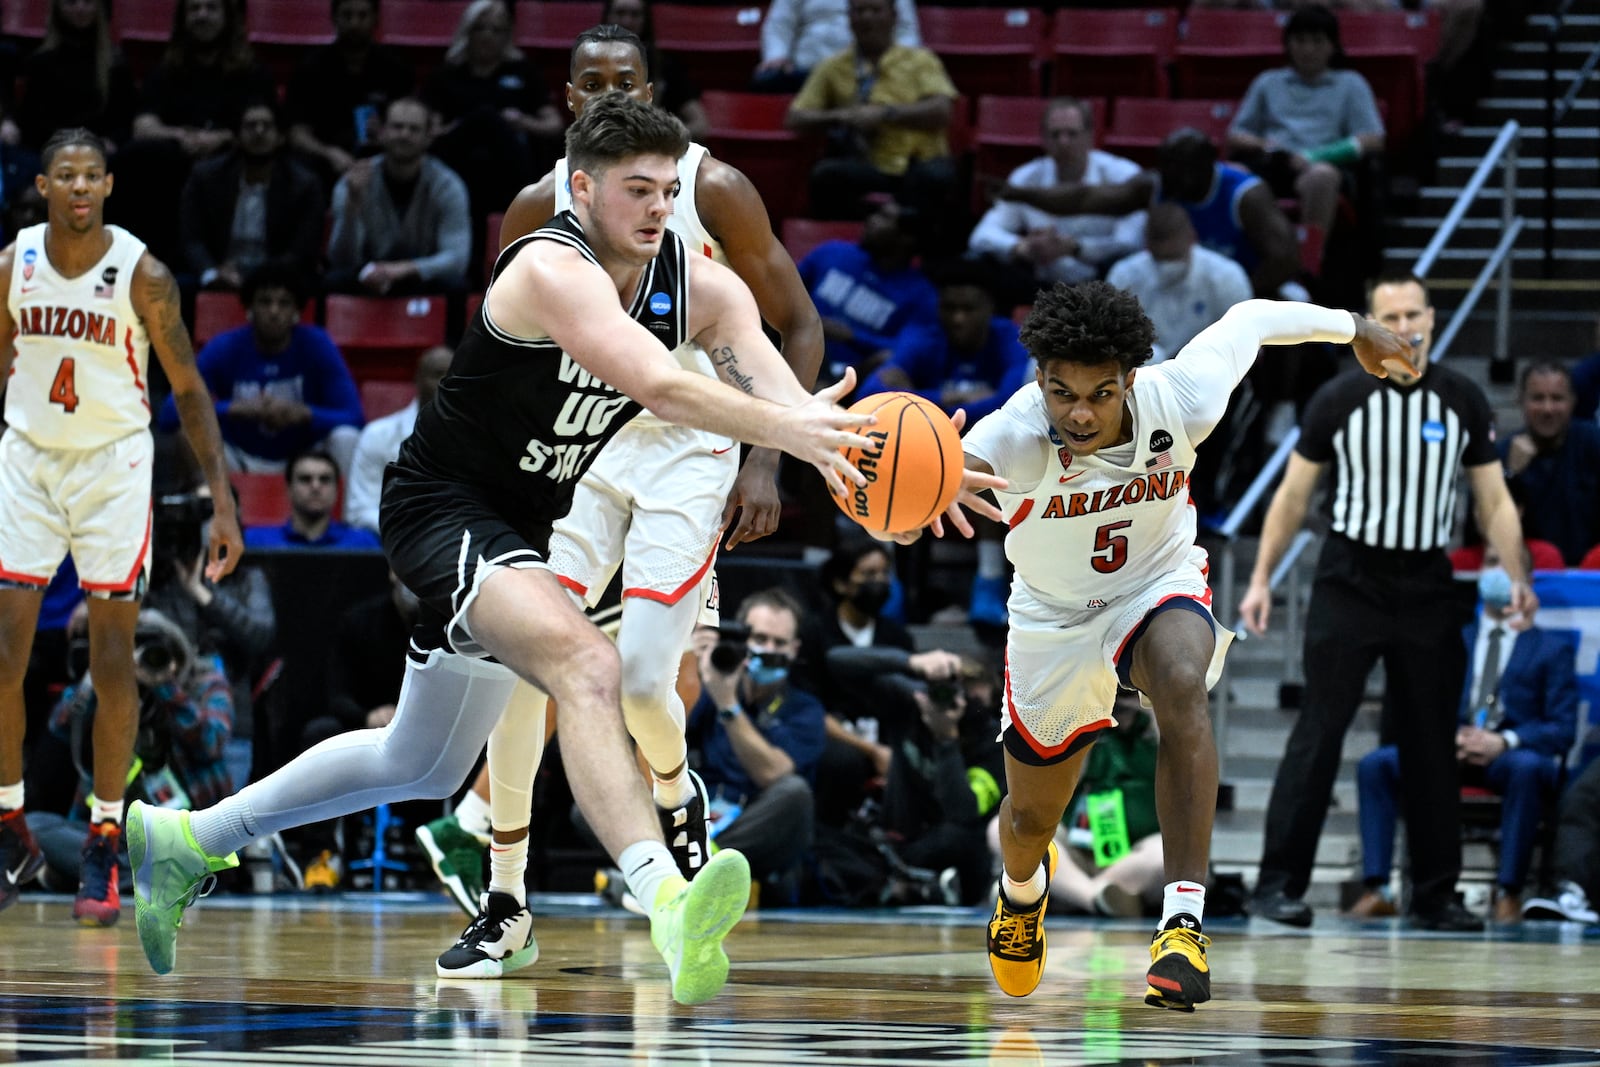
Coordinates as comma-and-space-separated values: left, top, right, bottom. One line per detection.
435, 891, 539, 979
1522, 881, 1598, 924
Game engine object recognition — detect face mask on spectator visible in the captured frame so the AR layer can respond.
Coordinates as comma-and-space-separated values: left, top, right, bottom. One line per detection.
849, 580, 890, 615
1153, 255, 1191, 287
746, 651, 791, 687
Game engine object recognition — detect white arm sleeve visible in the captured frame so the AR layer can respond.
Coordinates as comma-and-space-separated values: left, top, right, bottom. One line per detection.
1161, 299, 1357, 444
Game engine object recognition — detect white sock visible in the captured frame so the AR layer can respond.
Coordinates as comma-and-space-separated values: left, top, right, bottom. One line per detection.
1161, 880, 1206, 928
652, 767, 693, 810
620, 840, 680, 912
1003, 862, 1047, 908
90, 796, 124, 827
0, 781, 22, 811
977, 540, 1006, 580
488, 836, 528, 907
454, 788, 493, 841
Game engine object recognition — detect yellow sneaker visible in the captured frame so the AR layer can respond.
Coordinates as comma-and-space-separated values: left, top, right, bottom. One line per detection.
986, 841, 1058, 997
1144, 918, 1211, 1011
303, 850, 343, 892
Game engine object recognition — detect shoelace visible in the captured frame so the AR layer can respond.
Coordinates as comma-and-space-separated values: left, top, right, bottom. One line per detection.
458, 902, 519, 947
992, 905, 1041, 956
79, 833, 117, 897
1154, 928, 1210, 957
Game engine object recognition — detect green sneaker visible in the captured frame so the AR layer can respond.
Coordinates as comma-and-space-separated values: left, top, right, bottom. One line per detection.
415, 814, 488, 918
648, 847, 750, 1006
127, 801, 238, 975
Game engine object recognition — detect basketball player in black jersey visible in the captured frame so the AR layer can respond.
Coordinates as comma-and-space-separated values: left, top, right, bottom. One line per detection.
124, 94, 893, 1005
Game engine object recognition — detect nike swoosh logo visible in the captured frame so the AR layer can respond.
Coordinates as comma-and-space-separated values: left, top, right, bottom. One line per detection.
1059, 471, 1086, 483
1176, 886, 1202, 892
129, 459, 142, 469
5, 858, 28, 884
712, 445, 734, 455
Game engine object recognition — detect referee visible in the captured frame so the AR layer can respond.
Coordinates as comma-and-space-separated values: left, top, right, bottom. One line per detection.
1237, 272, 1538, 931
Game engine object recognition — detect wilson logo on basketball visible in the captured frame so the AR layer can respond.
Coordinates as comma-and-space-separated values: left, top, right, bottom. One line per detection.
848, 430, 890, 519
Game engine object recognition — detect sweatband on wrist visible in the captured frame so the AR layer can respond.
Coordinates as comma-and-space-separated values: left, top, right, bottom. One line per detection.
1302, 136, 1361, 165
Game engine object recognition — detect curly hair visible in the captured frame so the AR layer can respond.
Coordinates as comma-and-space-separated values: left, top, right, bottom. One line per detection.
1018, 280, 1155, 375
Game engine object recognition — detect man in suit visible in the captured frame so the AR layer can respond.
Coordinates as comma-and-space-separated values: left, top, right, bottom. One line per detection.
1351, 546, 1578, 923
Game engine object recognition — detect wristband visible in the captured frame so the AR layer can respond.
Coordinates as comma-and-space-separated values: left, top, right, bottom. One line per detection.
718, 703, 744, 722
1302, 136, 1361, 166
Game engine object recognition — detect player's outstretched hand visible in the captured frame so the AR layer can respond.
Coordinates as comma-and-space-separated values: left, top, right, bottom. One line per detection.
1350, 316, 1416, 382
873, 409, 1007, 544
205, 506, 245, 582
779, 368, 877, 500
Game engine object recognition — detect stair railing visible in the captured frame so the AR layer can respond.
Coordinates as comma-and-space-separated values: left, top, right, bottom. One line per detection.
1210, 121, 1523, 779
1543, 0, 1600, 272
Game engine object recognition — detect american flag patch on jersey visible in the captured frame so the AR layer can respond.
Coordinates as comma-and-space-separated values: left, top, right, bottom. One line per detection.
1146, 452, 1172, 471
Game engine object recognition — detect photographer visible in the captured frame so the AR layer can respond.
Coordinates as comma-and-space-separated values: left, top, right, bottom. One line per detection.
33, 609, 234, 892
145, 483, 275, 788
686, 589, 827, 896
823, 646, 1005, 906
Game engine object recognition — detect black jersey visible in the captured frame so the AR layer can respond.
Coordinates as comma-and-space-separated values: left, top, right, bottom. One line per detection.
396, 211, 691, 524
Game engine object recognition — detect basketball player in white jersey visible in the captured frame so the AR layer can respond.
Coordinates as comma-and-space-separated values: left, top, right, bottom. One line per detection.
933, 281, 1410, 1011
0, 129, 243, 926
417, 24, 826, 941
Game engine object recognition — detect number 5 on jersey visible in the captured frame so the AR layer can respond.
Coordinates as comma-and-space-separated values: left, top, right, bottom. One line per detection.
1092, 520, 1130, 573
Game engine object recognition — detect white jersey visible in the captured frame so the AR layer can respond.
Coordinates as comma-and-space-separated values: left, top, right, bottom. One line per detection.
556, 143, 726, 434
5, 223, 150, 451
964, 299, 1356, 613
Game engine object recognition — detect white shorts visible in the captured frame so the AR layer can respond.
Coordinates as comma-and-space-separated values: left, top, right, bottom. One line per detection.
1002, 545, 1233, 762
0, 429, 152, 595
549, 417, 737, 617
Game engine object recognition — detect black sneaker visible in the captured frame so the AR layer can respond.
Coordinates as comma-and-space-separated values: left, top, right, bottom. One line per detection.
657, 771, 710, 879
1146, 915, 1211, 1012
0, 808, 45, 913
73, 821, 122, 926
1411, 895, 1485, 932
1249, 889, 1313, 928
436, 891, 539, 979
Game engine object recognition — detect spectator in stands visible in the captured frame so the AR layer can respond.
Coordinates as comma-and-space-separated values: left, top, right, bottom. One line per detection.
1353, 545, 1576, 924
797, 195, 939, 383
601, 0, 709, 141
686, 589, 827, 893
784, 0, 958, 229
17, 0, 137, 152
969, 98, 1146, 309
755, 0, 921, 94
1499, 360, 1600, 567
114, 0, 276, 262
1107, 204, 1254, 366
178, 99, 327, 293
862, 258, 1031, 424
1522, 755, 1600, 924
285, 0, 416, 188
158, 264, 364, 475
1226, 5, 1385, 282
325, 97, 473, 296
344, 346, 453, 533
243, 448, 381, 551
424, 0, 563, 257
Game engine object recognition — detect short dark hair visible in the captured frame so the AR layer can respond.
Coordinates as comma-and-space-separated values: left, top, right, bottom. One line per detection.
40, 127, 108, 171
330, 0, 378, 19
1285, 4, 1342, 51
570, 23, 649, 80
285, 446, 341, 485
565, 91, 687, 178
737, 587, 806, 631
1019, 281, 1155, 374
236, 94, 283, 133
240, 262, 309, 310
1366, 270, 1429, 309
820, 537, 891, 596
1517, 358, 1574, 399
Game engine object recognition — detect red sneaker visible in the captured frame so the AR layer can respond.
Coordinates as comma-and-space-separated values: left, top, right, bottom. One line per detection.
73, 821, 122, 927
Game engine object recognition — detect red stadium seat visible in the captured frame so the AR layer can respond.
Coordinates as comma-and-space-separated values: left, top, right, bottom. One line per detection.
360, 379, 417, 421
917, 6, 1046, 98
970, 95, 1106, 190
324, 294, 449, 380
651, 4, 764, 92
1, 0, 49, 40
1049, 8, 1178, 101
1579, 545, 1600, 571
1102, 98, 1236, 167
113, 0, 177, 80
192, 292, 316, 347
700, 92, 819, 225
1173, 9, 1286, 100
1450, 539, 1568, 574
1339, 9, 1441, 58
780, 218, 862, 265
515, 0, 602, 97
379, 0, 470, 48
248, 0, 332, 44
231, 472, 291, 528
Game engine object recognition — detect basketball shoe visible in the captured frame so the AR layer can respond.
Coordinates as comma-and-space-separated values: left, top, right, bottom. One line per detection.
1145, 915, 1211, 1012
658, 770, 710, 879
0, 807, 45, 912
73, 821, 122, 926
435, 890, 539, 979
127, 801, 238, 974
648, 847, 751, 1005
986, 841, 1059, 997
303, 850, 343, 892
416, 813, 487, 918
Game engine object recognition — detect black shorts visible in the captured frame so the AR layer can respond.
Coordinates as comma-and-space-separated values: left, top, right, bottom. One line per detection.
380, 464, 554, 658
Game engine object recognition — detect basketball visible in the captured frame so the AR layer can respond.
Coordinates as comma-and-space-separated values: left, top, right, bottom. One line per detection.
832, 391, 965, 535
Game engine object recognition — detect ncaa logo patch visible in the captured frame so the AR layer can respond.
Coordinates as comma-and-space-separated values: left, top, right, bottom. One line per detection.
1421, 420, 1446, 443
22, 247, 35, 281
649, 291, 672, 315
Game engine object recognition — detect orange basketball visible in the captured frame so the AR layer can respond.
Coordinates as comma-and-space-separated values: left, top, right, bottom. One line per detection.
832, 392, 965, 535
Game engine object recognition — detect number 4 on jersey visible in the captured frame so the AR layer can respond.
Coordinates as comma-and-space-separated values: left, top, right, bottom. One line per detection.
49, 357, 79, 413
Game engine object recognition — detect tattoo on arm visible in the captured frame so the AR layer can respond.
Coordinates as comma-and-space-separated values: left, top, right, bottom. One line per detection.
709, 345, 755, 395
136, 260, 196, 367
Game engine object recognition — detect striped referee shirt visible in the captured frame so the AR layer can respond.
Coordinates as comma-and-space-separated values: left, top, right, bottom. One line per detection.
1296, 364, 1498, 552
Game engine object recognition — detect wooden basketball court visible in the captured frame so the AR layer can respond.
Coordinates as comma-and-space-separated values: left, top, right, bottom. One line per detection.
2, 892, 1597, 1064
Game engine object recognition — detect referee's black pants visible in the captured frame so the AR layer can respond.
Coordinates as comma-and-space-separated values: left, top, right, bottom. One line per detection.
1256, 536, 1471, 912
